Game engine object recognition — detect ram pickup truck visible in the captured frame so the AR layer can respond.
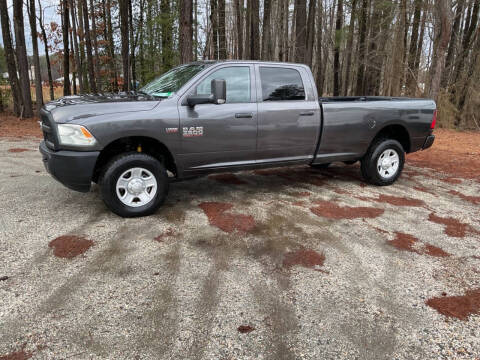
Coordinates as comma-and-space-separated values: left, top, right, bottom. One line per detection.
39, 61, 436, 217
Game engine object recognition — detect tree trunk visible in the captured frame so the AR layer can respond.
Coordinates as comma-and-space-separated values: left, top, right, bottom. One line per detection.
210, 0, 218, 59
218, 0, 226, 59
343, 0, 357, 95
333, 0, 343, 96
70, 0, 84, 93
355, 0, 367, 95
429, 0, 452, 100
13, 0, 34, 117
305, 0, 315, 67
161, 0, 174, 71
364, 0, 383, 95
245, 0, 251, 59
119, 0, 130, 91
106, 0, 118, 91
441, 0, 465, 87
82, 0, 97, 92
294, 0, 306, 63
77, 0, 88, 90
128, 0, 136, 89
37, 0, 54, 100
62, 0, 71, 96
27, 0, 43, 113
89, 0, 100, 90
315, 0, 323, 94
234, 0, 243, 59
261, 0, 271, 60
406, 0, 422, 95
180, 0, 193, 63
0, 0, 22, 115
413, 4, 426, 94
249, 0, 260, 60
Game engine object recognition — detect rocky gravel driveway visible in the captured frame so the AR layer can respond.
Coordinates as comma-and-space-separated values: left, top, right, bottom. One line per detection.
0, 136, 479, 360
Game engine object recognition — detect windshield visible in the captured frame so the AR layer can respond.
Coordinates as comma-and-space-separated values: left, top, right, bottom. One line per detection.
140, 64, 207, 97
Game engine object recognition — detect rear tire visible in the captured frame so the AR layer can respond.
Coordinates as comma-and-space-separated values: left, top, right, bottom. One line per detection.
360, 138, 404, 186
99, 152, 169, 217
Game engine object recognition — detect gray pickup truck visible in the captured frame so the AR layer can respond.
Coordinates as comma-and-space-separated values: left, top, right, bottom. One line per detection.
39, 61, 436, 217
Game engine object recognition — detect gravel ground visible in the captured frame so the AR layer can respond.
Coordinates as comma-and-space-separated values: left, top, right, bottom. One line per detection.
0, 137, 479, 360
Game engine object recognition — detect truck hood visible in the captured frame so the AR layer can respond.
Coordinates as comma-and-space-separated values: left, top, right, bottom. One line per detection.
44, 93, 160, 123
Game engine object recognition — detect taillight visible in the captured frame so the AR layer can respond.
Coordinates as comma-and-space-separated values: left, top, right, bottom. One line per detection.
431, 110, 437, 129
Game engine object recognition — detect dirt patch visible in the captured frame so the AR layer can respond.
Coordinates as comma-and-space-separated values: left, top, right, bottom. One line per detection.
426, 289, 480, 320
7, 148, 31, 153
413, 186, 434, 195
441, 177, 463, 184
388, 232, 450, 257
282, 248, 325, 270
209, 173, 247, 185
48, 235, 94, 259
407, 129, 480, 180
310, 200, 384, 219
0, 114, 42, 138
290, 191, 311, 197
428, 213, 471, 238
199, 202, 255, 233
292, 201, 306, 207
373, 194, 425, 207
237, 325, 255, 333
449, 190, 480, 205
0, 350, 33, 360
154, 228, 176, 242
254, 167, 327, 187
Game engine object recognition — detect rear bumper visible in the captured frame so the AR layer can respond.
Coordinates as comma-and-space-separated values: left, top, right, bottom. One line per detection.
39, 141, 99, 192
422, 135, 435, 150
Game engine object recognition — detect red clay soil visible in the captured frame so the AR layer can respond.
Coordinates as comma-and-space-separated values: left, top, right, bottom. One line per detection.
237, 325, 255, 333
0, 115, 41, 138
426, 289, 480, 320
310, 199, 384, 219
448, 190, 480, 205
372, 194, 425, 207
199, 202, 255, 233
0, 350, 33, 360
428, 213, 471, 238
154, 228, 176, 242
209, 173, 247, 185
413, 186, 435, 195
290, 191, 311, 197
48, 235, 94, 259
282, 248, 325, 270
407, 129, 480, 180
441, 177, 463, 184
7, 148, 31, 153
388, 232, 450, 257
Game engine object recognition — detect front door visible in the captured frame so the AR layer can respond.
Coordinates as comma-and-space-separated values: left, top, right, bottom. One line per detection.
177, 64, 257, 173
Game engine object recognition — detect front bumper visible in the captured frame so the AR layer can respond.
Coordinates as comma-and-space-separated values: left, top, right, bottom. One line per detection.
422, 135, 435, 150
39, 141, 100, 192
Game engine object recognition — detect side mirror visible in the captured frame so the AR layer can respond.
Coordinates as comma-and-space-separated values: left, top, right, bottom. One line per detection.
186, 78, 227, 107
211, 79, 226, 104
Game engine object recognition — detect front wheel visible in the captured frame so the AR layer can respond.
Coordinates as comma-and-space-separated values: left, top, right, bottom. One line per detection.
99, 153, 169, 217
360, 139, 405, 186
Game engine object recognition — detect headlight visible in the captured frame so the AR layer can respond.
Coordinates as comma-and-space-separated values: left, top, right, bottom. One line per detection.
57, 124, 97, 146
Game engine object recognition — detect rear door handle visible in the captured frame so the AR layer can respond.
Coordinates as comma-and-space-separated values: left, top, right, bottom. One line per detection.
235, 113, 253, 118
300, 111, 314, 116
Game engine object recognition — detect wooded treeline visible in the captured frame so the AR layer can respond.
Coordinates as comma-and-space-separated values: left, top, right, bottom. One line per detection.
0, 0, 479, 128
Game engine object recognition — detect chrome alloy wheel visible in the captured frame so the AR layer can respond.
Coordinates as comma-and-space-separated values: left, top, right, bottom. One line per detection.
376, 149, 400, 179
116, 167, 157, 207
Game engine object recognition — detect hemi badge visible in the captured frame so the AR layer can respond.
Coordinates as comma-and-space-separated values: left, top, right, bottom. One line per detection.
166, 128, 178, 134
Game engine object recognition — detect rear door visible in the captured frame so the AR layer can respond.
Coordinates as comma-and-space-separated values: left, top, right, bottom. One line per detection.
255, 64, 321, 163
177, 64, 257, 172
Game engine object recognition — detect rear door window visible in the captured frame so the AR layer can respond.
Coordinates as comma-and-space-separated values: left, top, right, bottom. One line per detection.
259, 67, 305, 101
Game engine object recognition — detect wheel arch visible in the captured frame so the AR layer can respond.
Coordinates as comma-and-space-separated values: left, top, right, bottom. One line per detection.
370, 123, 411, 153
93, 136, 177, 182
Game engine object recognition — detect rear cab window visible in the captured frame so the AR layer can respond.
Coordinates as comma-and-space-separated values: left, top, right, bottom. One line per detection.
259, 67, 306, 101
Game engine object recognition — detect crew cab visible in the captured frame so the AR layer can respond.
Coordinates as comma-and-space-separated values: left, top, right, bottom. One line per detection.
39, 61, 436, 217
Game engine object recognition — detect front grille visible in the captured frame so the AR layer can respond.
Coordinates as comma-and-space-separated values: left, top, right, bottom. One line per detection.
41, 113, 57, 150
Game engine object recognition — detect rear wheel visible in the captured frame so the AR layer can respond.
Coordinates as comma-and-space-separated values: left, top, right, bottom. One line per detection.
361, 138, 404, 185
99, 153, 169, 217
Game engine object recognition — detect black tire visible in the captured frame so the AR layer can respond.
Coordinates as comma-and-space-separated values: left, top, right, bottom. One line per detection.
310, 162, 331, 169
99, 152, 169, 217
360, 138, 405, 186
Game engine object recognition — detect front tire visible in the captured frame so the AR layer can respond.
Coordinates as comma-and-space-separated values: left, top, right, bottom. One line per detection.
360, 138, 405, 186
99, 153, 169, 217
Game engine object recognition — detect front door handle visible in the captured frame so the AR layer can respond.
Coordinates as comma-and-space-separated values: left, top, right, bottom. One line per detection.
300, 111, 314, 116
235, 113, 253, 118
